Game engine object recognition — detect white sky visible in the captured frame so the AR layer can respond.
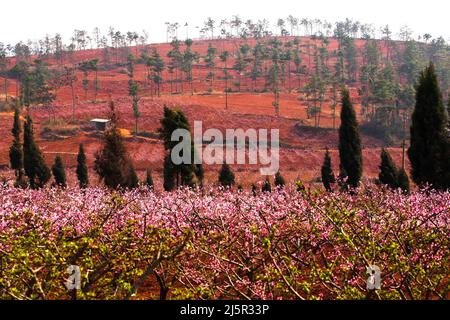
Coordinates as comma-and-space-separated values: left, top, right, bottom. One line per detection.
1, 0, 449, 45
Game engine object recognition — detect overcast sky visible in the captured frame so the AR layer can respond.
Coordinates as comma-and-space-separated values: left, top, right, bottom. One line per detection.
1, 0, 449, 45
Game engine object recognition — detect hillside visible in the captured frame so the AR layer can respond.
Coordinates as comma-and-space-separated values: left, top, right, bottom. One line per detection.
1, 35, 445, 187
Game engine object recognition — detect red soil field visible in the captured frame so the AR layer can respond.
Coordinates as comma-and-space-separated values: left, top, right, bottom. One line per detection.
0, 37, 408, 189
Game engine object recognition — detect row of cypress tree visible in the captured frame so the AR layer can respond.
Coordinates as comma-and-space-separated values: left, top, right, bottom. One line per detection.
9, 107, 90, 189
320, 62, 449, 192
8, 63, 448, 192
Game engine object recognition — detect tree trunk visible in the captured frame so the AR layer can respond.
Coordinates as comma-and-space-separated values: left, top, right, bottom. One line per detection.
71, 82, 76, 121
4, 78, 7, 102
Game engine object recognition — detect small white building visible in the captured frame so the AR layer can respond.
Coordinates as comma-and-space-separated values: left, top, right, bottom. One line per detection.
90, 119, 111, 131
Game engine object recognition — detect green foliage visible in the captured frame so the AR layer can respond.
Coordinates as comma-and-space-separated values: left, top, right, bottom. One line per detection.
23, 115, 51, 189
262, 177, 272, 192
399, 40, 424, 86
148, 48, 165, 96
76, 144, 89, 188
339, 88, 362, 189
378, 148, 398, 189
163, 154, 176, 191
342, 37, 358, 82
9, 108, 23, 172
321, 148, 335, 191
274, 171, 286, 188
397, 168, 410, 193
51, 155, 67, 188
218, 163, 235, 188
408, 63, 450, 190
251, 183, 258, 196
128, 164, 139, 189
128, 79, 140, 133
94, 102, 137, 189
19, 60, 55, 108
159, 106, 202, 190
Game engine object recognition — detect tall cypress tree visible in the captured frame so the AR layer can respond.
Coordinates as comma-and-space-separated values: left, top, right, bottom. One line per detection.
262, 177, 272, 193
378, 148, 398, 189
274, 171, 286, 188
321, 147, 335, 191
408, 63, 449, 190
163, 154, 176, 191
338, 87, 362, 189
23, 115, 51, 189
218, 163, 235, 187
9, 107, 25, 185
128, 164, 139, 189
397, 168, 410, 193
76, 143, 89, 188
159, 106, 202, 191
52, 155, 67, 188
94, 101, 137, 189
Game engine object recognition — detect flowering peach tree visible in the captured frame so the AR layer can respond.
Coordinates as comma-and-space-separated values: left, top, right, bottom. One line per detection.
0, 184, 448, 300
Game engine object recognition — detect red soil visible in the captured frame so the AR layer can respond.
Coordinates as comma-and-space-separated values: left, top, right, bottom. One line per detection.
0, 37, 408, 188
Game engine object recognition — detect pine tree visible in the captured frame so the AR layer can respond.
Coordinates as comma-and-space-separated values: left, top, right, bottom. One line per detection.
52, 155, 67, 188
76, 144, 89, 188
274, 171, 286, 188
9, 107, 25, 185
339, 87, 362, 189
397, 168, 410, 193
218, 163, 235, 187
159, 106, 202, 191
163, 154, 176, 191
146, 168, 154, 188
150, 48, 165, 96
128, 164, 139, 189
251, 183, 258, 196
23, 115, 51, 189
378, 148, 398, 189
321, 148, 335, 191
262, 177, 272, 192
94, 101, 137, 189
408, 63, 449, 190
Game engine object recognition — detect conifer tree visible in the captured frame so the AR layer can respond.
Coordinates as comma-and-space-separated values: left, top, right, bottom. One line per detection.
262, 177, 272, 192
128, 164, 139, 189
9, 107, 25, 185
76, 143, 89, 188
251, 183, 258, 196
23, 115, 51, 189
378, 148, 398, 189
94, 102, 137, 189
204, 44, 217, 91
321, 148, 335, 191
146, 168, 154, 188
397, 168, 410, 193
408, 63, 449, 190
159, 106, 203, 191
149, 48, 165, 96
163, 154, 176, 191
52, 155, 67, 188
274, 171, 285, 188
338, 87, 362, 189
218, 163, 235, 187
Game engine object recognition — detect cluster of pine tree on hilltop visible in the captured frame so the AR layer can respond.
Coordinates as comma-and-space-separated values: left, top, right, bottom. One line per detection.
6, 62, 450, 192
